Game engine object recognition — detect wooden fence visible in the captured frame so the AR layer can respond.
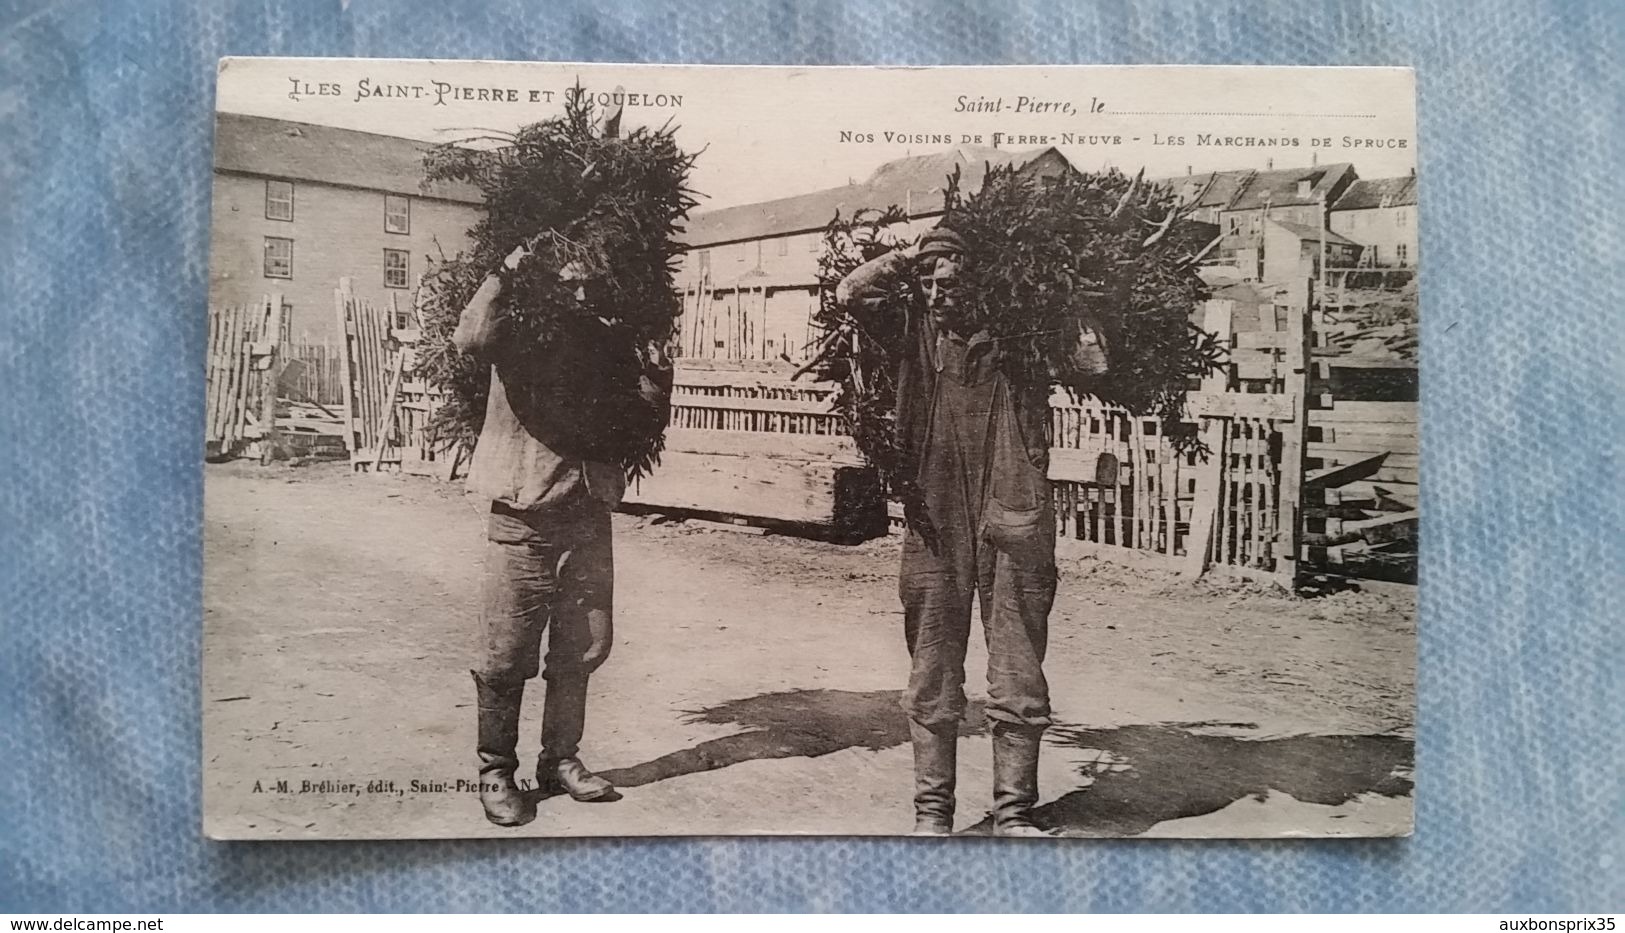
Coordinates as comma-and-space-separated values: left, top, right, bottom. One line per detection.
302, 273, 1413, 585
333, 278, 454, 476
675, 278, 821, 363
204, 294, 284, 460
282, 341, 346, 407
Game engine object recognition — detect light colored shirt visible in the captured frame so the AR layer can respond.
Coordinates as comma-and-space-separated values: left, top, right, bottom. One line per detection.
453, 273, 626, 512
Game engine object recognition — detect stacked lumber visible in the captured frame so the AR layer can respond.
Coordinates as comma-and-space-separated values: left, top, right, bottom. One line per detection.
1301, 400, 1418, 578
620, 368, 885, 538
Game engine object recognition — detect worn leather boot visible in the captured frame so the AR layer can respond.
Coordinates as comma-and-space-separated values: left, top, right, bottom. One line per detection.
473, 673, 532, 827
991, 721, 1050, 837
537, 675, 619, 802
909, 720, 958, 835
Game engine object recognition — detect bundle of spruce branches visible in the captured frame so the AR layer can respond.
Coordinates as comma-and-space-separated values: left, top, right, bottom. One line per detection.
414, 88, 698, 478
811, 162, 1223, 495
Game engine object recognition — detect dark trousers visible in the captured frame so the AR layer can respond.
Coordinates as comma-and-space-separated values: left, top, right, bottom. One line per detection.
477, 500, 613, 695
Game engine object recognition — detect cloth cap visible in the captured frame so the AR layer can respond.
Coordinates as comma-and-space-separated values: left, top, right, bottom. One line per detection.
917, 227, 967, 263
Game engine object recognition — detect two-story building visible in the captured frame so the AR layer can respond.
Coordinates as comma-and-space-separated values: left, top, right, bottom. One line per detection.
209, 113, 483, 343
1329, 174, 1418, 269
1211, 163, 1359, 283
674, 145, 1075, 362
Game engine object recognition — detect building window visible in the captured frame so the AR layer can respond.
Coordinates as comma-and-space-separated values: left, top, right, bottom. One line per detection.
777, 237, 788, 257
265, 180, 293, 221
736, 243, 746, 262
264, 237, 292, 279
698, 249, 711, 274
809, 234, 821, 253
1397, 244, 1409, 265
384, 249, 410, 288
384, 194, 410, 234
1396, 208, 1410, 228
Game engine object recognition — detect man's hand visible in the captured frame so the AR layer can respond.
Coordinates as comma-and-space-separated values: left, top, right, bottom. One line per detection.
834, 242, 918, 307
502, 244, 530, 271
579, 608, 613, 674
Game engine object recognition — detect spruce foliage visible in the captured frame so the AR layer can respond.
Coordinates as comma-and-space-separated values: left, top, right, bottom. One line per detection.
415, 88, 698, 478
812, 162, 1223, 494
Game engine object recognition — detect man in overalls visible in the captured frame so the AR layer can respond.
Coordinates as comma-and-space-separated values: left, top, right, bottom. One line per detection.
839, 227, 1095, 836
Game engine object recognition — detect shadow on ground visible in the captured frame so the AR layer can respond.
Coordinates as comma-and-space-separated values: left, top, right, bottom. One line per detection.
599, 688, 988, 788
960, 722, 1415, 836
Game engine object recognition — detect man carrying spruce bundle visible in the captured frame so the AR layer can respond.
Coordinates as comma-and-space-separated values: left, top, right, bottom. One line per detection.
836, 226, 1105, 838
452, 244, 667, 828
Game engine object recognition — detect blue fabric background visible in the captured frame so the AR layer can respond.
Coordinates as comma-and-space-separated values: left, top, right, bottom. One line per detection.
1, 0, 1620, 913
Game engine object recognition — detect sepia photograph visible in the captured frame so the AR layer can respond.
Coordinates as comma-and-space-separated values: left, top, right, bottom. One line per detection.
201, 60, 1420, 840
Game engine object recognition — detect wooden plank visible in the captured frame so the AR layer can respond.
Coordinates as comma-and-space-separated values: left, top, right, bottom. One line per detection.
1233, 331, 1294, 350
1309, 431, 1419, 454
660, 427, 862, 464
1309, 446, 1418, 469
1213, 421, 1231, 567
257, 295, 284, 464
1274, 283, 1311, 583
1235, 357, 1280, 382
670, 393, 836, 415
204, 309, 223, 444
1238, 421, 1255, 567
1345, 510, 1419, 545
1312, 401, 1417, 423
334, 281, 360, 458
1306, 417, 1419, 438
1137, 419, 1150, 552
1303, 451, 1387, 489
229, 303, 254, 447
1185, 391, 1295, 421
1180, 420, 1225, 575
371, 350, 406, 472
214, 307, 237, 447
1199, 300, 1233, 394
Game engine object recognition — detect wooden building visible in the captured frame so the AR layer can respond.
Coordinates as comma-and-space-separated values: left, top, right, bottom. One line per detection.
1329, 174, 1419, 269
673, 145, 1076, 362
209, 113, 483, 343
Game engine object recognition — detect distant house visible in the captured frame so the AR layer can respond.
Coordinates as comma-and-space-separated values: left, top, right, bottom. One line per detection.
1153, 168, 1255, 224
675, 145, 1075, 361
1260, 218, 1363, 284
1329, 175, 1418, 269
209, 113, 484, 343
1209, 163, 1359, 282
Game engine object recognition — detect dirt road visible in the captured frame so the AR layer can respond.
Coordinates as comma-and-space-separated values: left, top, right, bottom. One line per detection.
203, 463, 1415, 839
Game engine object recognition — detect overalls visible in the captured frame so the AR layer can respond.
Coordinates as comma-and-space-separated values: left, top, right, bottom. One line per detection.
899, 330, 1057, 731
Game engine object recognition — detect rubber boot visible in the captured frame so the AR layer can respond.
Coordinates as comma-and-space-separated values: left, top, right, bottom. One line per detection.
537, 675, 619, 802
991, 722, 1050, 837
473, 673, 532, 827
909, 720, 958, 835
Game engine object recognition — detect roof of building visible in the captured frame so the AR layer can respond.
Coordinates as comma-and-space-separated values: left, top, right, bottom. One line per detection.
1269, 218, 1361, 247
1331, 175, 1418, 211
681, 146, 1063, 247
1221, 163, 1357, 211
213, 112, 484, 204
1152, 169, 1255, 211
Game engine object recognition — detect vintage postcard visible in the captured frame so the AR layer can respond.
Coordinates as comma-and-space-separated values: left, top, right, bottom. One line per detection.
203, 59, 1418, 839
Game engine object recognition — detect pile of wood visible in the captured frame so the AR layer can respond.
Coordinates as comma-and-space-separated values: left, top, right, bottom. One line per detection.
621, 365, 886, 540
1301, 400, 1418, 581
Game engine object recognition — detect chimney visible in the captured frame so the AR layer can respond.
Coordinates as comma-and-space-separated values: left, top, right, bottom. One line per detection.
1266, 157, 1274, 170
1186, 164, 1192, 176
1311, 150, 1318, 166
1297, 179, 1312, 198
